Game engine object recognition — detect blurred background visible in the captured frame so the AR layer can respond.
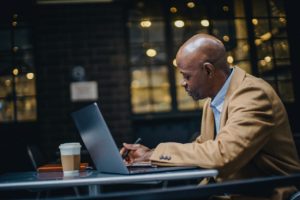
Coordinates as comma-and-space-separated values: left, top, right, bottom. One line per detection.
0, 0, 299, 173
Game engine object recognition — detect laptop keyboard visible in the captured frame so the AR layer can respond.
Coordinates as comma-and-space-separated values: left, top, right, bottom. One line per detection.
128, 166, 197, 174
128, 166, 159, 174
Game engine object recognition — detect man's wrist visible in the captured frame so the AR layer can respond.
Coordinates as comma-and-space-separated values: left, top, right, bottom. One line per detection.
146, 148, 155, 160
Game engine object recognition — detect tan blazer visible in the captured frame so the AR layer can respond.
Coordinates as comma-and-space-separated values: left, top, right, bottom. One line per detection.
150, 67, 300, 181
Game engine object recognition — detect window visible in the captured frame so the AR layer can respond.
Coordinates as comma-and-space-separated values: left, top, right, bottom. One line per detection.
0, 14, 37, 122
128, 0, 294, 115
251, 0, 294, 102
128, 2, 171, 113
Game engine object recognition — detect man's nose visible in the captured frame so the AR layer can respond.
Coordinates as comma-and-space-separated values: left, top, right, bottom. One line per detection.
181, 79, 187, 87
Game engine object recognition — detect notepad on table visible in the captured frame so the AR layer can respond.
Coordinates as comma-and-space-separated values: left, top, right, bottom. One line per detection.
37, 163, 90, 172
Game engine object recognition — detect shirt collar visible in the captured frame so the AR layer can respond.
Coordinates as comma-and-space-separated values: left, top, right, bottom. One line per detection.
211, 68, 234, 112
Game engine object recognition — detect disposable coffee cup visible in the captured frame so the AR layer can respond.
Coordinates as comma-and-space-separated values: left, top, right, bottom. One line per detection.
59, 143, 81, 176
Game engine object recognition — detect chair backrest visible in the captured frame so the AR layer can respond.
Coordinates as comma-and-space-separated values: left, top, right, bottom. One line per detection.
289, 191, 300, 200
26, 145, 45, 170
293, 133, 300, 158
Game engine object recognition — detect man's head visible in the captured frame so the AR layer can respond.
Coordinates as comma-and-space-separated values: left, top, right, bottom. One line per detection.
176, 33, 231, 100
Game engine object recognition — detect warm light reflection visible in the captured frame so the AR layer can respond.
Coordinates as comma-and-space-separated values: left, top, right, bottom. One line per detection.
252, 18, 258, 25
264, 56, 272, 63
260, 60, 267, 66
223, 35, 230, 42
26, 72, 34, 80
222, 5, 229, 12
255, 39, 262, 46
12, 21, 17, 27
170, 7, 177, 13
279, 17, 286, 24
187, 2, 195, 8
5, 79, 11, 87
173, 59, 177, 67
227, 56, 234, 64
140, 20, 151, 28
25, 101, 32, 110
200, 19, 209, 27
242, 44, 249, 52
280, 41, 288, 49
260, 32, 272, 41
146, 49, 157, 57
174, 20, 185, 28
13, 68, 19, 76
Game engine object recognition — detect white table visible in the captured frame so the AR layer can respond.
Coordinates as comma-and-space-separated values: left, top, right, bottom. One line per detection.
0, 169, 218, 197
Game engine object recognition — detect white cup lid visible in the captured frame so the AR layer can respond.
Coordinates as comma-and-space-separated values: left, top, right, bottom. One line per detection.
59, 143, 81, 149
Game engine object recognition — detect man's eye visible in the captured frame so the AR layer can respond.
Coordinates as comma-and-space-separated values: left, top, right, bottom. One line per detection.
181, 72, 190, 81
184, 75, 190, 80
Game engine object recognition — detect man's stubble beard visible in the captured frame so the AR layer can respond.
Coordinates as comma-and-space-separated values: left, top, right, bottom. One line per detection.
186, 89, 200, 101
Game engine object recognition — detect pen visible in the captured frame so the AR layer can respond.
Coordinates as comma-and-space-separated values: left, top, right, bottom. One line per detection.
122, 137, 142, 159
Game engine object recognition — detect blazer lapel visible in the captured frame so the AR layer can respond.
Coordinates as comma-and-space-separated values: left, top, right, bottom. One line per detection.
201, 99, 215, 140
219, 67, 246, 129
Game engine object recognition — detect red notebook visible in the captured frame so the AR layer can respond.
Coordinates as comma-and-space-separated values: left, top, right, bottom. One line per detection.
37, 163, 89, 172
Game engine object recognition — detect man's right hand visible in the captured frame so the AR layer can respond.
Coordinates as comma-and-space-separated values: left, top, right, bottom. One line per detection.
120, 143, 154, 164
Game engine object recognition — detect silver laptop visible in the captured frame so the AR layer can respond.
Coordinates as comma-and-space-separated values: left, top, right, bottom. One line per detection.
71, 102, 196, 174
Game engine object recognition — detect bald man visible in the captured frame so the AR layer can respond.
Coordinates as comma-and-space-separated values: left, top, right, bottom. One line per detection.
121, 34, 300, 186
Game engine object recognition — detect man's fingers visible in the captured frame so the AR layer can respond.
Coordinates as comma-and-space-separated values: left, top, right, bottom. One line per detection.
123, 143, 140, 150
119, 147, 126, 155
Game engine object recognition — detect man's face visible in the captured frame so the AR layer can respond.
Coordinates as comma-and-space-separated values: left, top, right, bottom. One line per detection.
177, 57, 210, 100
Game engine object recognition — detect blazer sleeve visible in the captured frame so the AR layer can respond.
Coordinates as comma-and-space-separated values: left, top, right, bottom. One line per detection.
150, 84, 275, 176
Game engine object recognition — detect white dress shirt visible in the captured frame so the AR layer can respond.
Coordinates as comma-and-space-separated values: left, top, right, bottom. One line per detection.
210, 68, 234, 135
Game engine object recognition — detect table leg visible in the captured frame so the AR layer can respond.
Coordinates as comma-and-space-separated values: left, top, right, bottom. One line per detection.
162, 181, 169, 188
88, 185, 101, 196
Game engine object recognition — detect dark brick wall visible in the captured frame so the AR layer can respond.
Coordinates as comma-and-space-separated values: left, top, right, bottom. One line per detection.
285, 0, 300, 133
34, 3, 133, 159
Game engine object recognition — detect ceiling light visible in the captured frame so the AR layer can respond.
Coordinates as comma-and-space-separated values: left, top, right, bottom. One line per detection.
146, 49, 157, 57
174, 20, 185, 28
140, 20, 151, 28
200, 20, 209, 27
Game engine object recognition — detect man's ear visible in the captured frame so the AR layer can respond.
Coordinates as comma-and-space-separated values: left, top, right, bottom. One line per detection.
203, 62, 215, 77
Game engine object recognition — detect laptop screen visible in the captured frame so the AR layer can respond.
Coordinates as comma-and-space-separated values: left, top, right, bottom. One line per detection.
71, 103, 129, 174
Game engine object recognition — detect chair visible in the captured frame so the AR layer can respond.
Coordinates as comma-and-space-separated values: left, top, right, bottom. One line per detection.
27, 145, 46, 171
289, 191, 300, 200
26, 145, 80, 199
